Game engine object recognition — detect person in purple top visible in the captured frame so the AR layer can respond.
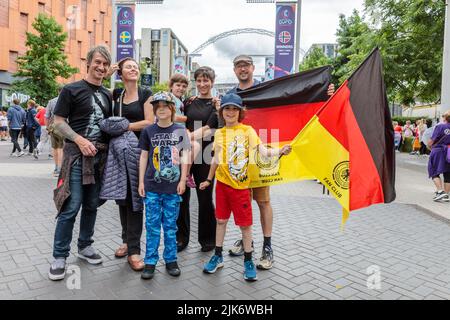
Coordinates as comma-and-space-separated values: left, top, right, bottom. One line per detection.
427, 111, 450, 202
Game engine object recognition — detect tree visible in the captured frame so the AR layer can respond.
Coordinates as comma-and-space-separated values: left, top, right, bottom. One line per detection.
12, 14, 77, 105
151, 82, 169, 93
363, 0, 445, 105
299, 47, 332, 72
333, 10, 376, 86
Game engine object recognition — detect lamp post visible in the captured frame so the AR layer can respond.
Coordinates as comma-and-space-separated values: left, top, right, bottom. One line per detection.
441, 0, 450, 114
141, 57, 153, 88
294, 0, 302, 72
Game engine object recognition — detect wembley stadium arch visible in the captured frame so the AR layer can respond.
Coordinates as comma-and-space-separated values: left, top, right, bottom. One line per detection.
191, 28, 275, 55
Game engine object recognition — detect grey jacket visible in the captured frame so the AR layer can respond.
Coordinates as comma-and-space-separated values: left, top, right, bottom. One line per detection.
7, 105, 26, 129
99, 117, 143, 212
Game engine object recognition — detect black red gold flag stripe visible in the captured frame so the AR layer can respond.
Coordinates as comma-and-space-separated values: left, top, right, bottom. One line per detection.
235, 66, 333, 188
294, 48, 396, 218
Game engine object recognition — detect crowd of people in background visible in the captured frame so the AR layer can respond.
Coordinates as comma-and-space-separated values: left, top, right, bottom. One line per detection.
393, 118, 435, 156
2, 93, 65, 176
393, 114, 450, 203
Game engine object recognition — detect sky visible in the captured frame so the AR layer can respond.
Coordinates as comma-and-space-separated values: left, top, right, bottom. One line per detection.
134, 0, 365, 83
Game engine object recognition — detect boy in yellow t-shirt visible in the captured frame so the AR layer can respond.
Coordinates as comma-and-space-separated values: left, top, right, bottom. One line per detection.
199, 93, 291, 281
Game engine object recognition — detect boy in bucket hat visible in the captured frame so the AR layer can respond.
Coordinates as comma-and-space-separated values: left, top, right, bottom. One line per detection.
199, 93, 292, 281
138, 91, 191, 280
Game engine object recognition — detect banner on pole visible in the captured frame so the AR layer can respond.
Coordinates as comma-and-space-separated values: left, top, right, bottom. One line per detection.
174, 56, 186, 75
274, 2, 297, 79
116, 5, 135, 63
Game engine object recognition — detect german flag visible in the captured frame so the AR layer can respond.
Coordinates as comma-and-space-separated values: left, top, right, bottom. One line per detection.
238, 66, 332, 188
240, 66, 332, 144
294, 48, 396, 223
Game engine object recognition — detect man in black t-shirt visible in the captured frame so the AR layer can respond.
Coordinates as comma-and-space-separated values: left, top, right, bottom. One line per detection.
49, 45, 112, 281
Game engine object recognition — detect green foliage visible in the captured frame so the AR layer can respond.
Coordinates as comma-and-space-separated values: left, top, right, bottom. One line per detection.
333, 10, 377, 85
391, 116, 429, 125
332, 1, 445, 106
151, 82, 169, 93
299, 47, 332, 72
320, 1, 446, 106
364, 0, 445, 105
11, 14, 77, 105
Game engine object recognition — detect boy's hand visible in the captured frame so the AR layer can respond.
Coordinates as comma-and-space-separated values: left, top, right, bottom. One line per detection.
138, 183, 145, 198
177, 180, 186, 195
327, 84, 335, 96
280, 144, 292, 156
199, 180, 211, 190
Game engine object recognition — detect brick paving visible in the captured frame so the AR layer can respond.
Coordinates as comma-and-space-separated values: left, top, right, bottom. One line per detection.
0, 141, 449, 300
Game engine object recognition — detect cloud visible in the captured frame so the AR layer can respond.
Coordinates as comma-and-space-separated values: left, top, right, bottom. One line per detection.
134, 0, 364, 82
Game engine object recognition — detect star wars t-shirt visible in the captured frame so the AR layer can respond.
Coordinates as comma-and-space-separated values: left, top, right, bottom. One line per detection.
139, 123, 191, 194
54, 80, 112, 142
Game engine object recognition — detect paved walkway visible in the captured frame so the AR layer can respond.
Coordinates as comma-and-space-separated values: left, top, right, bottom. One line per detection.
0, 141, 449, 300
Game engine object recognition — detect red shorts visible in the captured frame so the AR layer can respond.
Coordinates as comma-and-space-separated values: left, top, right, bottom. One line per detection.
215, 180, 252, 227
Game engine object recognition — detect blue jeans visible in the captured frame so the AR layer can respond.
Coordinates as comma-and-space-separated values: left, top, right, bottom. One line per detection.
53, 158, 101, 259
144, 192, 181, 265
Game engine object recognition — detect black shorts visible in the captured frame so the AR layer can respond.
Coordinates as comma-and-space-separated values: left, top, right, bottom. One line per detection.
0, 126, 7, 132
436, 172, 450, 183
445, 172, 450, 184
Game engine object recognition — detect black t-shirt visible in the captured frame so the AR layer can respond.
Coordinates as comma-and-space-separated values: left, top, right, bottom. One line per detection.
112, 87, 152, 139
184, 98, 218, 151
54, 80, 112, 142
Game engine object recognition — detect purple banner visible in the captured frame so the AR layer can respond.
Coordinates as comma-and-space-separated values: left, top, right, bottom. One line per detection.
116, 5, 135, 62
274, 3, 297, 79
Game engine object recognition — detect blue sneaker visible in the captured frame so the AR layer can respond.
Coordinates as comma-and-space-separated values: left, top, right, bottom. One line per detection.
203, 255, 224, 274
243, 260, 257, 281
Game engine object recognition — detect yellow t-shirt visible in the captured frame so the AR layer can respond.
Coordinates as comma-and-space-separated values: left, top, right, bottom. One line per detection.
213, 123, 262, 189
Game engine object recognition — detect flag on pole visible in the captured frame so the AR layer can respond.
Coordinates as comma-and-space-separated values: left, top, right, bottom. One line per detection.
293, 48, 396, 223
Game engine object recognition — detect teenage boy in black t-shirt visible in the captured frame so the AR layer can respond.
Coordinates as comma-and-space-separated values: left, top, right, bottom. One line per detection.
48, 45, 112, 281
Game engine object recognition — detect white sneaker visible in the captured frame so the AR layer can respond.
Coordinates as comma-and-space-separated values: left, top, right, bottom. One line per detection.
433, 191, 449, 202
48, 258, 66, 281
17, 151, 25, 157
78, 246, 103, 264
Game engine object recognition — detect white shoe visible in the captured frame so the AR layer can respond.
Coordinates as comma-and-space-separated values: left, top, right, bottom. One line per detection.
433, 191, 449, 202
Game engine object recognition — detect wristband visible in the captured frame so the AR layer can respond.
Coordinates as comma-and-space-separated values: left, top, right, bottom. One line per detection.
206, 179, 212, 184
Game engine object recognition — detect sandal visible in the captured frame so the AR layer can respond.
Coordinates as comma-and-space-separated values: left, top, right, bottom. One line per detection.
114, 244, 128, 258
128, 255, 144, 271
